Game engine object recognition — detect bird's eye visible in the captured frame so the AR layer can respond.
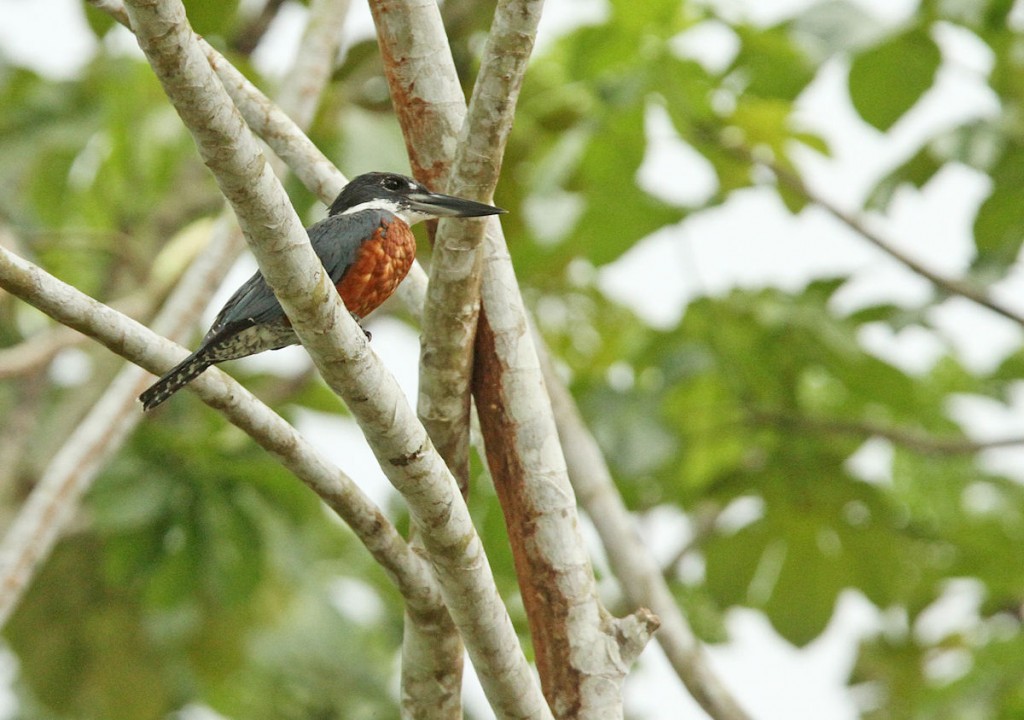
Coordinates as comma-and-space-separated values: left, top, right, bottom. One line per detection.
382, 176, 403, 191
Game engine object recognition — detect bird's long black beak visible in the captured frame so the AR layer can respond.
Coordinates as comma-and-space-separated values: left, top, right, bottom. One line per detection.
407, 190, 506, 218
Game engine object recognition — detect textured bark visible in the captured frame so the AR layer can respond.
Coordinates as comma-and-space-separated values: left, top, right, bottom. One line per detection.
400, 599, 464, 720
473, 262, 648, 719
122, 2, 549, 717
372, 0, 645, 715
473, 316, 579, 707
369, 0, 466, 188
414, 0, 541, 492
372, 1, 542, 714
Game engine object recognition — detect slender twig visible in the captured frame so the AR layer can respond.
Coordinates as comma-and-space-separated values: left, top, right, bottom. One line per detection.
272, 0, 351, 131
726, 139, 1024, 328
231, 0, 288, 56
0, 325, 97, 378
749, 408, 1024, 456
0, 245, 183, 379
0, 245, 441, 624
121, 2, 549, 718
537, 336, 755, 720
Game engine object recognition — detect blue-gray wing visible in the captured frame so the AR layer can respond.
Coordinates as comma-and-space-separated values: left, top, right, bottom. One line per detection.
309, 209, 387, 281
200, 209, 389, 344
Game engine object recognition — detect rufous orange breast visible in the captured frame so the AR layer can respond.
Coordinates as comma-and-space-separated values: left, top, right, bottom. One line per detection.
335, 217, 416, 318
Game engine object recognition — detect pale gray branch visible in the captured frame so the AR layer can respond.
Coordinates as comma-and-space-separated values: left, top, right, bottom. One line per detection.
416, 0, 542, 490
0, 214, 247, 630
538, 340, 755, 720
400, 602, 464, 719
0, 245, 441, 623
122, 2, 549, 717
721, 139, 1024, 328
0, 0, 355, 628
271, 0, 350, 129
372, 0, 641, 716
0, 288, 153, 379
393, 3, 544, 706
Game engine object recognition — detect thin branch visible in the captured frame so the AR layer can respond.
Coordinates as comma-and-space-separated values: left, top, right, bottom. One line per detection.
0, 325, 94, 378
399, 602, 464, 720
0, 245, 441, 625
0, 291, 155, 378
538, 339, 755, 720
121, 3, 549, 718
273, 0, 351, 131
0, 235, 184, 379
749, 408, 1024, 456
231, 0, 288, 56
727, 139, 1024, 328
201, 38, 348, 202
0, 0, 359, 624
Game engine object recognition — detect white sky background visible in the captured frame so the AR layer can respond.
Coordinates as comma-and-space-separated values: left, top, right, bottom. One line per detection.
1, 0, 1021, 718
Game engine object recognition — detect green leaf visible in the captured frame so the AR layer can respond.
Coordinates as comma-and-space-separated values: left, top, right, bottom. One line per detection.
6, 540, 172, 720
532, 104, 686, 269
866, 142, 943, 211
731, 23, 816, 100
83, 2, 117, 38
972, 146, 1024, 274
182, 0, 240, 37
845, 301, 932, 330
848, 27, 941, 131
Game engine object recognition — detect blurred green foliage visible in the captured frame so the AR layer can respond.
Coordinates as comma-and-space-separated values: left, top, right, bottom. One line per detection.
0, 0, 1023, 718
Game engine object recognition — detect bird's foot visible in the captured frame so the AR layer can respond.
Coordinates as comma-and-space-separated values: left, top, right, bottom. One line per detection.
351, 312, 371, 341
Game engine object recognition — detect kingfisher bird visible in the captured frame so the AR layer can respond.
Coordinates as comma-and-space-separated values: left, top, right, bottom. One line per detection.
140, 171, 504, 410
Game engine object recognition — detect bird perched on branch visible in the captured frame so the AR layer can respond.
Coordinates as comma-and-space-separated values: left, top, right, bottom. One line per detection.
140, 171, 504, 410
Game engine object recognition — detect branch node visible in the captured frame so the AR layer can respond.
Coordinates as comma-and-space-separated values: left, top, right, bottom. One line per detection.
613, 607, 661, 666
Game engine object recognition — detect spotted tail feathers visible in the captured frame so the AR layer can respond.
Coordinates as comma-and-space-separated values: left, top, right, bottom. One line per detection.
139, 352, 214, 411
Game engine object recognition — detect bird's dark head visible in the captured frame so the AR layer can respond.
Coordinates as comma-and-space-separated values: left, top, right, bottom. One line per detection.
328, 172, 506, 225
